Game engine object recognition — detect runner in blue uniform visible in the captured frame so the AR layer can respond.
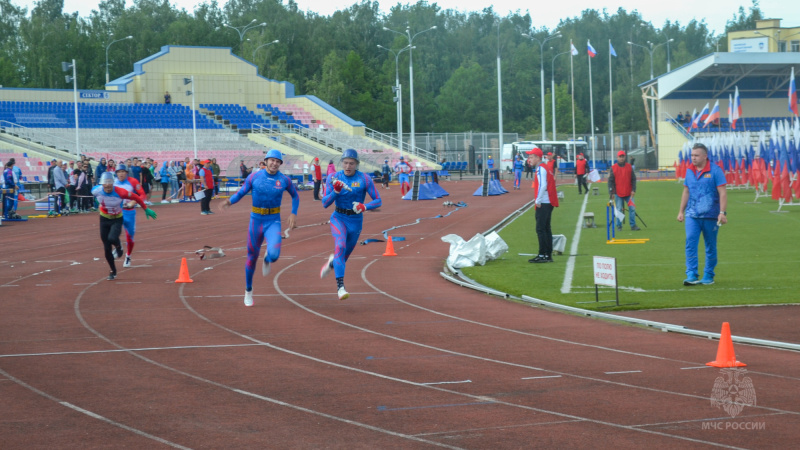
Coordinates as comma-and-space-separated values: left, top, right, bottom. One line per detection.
222, 150, 299, 307
513, 154, 524, 190
393, 156, 412, 197
320, 149, 382, 300
114, 167, 146, 268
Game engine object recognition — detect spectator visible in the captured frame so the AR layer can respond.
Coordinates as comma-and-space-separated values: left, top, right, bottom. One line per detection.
68, 168, 79, 212
159, 161, 171, 203
676, 112, 684, 123
164, 91, 171, 104
52, 161, 68, 214
95, 158, 107, 185
2, 160, 20, 219
211, 158, 221, 197
197, 160, 215, 215
140, 160, 154, 205
575, 153, 589, 195
524, 157, 533, 179
311, 157, 322, 200
476, 154, 483, 174
47, 159, 58, 191
527, 148, 558, 263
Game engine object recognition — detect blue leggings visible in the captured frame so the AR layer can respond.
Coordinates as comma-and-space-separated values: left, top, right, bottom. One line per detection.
514, 169, 522, 188
330, 213, 363, 279
122, 209, 136, 239
685, 217, 719, 278
245, 215, 282, 291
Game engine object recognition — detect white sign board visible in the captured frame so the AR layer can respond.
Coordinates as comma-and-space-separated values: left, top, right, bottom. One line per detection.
593, 256, 617, 287
731, 37, 768, 53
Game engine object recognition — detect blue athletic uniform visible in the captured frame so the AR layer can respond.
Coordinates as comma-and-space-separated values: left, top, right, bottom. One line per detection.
114, 176, 144, 256
230, 169, 299, 291
683, 162, 726, 279
322, 170, 381, 278
513, 158, 524, 189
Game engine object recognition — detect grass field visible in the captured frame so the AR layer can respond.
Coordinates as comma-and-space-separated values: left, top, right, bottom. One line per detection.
461, 179, 800, 311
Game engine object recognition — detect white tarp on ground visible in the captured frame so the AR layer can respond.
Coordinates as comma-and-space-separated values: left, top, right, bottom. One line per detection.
442, 231, 509, 269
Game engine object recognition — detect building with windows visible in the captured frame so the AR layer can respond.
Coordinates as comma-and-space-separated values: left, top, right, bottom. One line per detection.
728, 19, 800, 53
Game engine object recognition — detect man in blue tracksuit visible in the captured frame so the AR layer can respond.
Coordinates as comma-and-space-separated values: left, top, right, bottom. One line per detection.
320, 149, 382, 300
678, 143, 727, 286
513, 154, 524, 190
223, 149, 299, 307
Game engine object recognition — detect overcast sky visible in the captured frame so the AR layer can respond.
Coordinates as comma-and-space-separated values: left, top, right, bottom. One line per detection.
13, 0, 799, 36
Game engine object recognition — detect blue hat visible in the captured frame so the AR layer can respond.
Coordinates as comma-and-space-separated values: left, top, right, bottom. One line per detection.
265, 149, 283, 163
341, 149, 359, 162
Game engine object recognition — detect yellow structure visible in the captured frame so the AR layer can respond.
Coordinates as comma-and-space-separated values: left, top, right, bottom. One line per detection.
728, 19, 800, 53
0, 46, 366, 136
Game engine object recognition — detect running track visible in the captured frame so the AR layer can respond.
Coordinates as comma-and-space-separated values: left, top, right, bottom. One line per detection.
1, 179, 798, 448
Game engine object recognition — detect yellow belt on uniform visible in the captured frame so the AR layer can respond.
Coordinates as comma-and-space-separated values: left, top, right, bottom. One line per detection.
252, 206, 281, 215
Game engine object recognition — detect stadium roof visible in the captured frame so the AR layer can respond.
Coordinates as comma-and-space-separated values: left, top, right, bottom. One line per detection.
640, 52, 800, 100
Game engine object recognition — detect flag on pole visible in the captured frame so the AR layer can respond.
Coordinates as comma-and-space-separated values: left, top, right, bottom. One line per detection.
790, 67, 798, 116
690, 108, 699, 130
728, 94, 732, 126
609, 42, 617, 57
587, 41, 597, 57
704, 100, 720, 127
570, 43, 578, 56
699, 103, 710, 122
732, 86, 741, 129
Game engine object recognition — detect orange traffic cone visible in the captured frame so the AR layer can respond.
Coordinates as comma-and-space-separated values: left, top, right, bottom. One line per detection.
706, 322, 746, 368
175, 257, 194, 283
383, 236, 397, 256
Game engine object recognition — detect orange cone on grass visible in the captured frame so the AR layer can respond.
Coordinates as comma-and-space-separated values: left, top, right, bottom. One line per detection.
706, 322, 746, 367
175, 257, 194, 283
383, 236, 397, 256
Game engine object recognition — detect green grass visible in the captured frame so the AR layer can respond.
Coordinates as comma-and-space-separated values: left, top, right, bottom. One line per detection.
461, 179, 800, 311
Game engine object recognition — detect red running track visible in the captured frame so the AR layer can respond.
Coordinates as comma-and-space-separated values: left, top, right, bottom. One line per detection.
1, 179, 798, 448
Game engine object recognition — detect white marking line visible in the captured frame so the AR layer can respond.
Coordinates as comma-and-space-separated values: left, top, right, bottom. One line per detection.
0, 368, 189, 449
35, 284, 51, 286
681, 366, 711, 370
0, 285, 19, 287
561, 192, 589, 294
115, 281, 142, 284
0, 343, 266, 359
605, 370, 642, 375
420, 380, 471, 385
521, 375, 562, 380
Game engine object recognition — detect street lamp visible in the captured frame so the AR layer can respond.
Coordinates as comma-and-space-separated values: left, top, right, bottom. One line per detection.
61, 60, 79, 157
629, 40, 670, 148
105, 35, 133, 84
382, 25, 437, 153
550, 49, 569, 141
184, 77, 197, 159
252, 39, 279, 76
378, 44, 413, 151
218, 19, 266, 45
664, 38, 674, 72
522, 31, 561, 141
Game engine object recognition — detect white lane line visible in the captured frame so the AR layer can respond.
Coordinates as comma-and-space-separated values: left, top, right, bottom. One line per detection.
420, 380, 472, 385
605, 370, 642, 375
521, 375, 562, 380
0, 367, 189, 449
681, 366, 711, 370
561, 192, 589, 294
0, 344, 266, 359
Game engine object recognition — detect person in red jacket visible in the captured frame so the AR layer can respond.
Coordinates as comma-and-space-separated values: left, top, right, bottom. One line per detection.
575, 153, 589, 195
608, 150, 640, 231
311, 157, 322, 201
197, 160, 215, 215
527, 147, 559, 263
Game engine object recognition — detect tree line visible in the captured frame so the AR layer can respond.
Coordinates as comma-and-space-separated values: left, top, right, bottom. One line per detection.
0, 0, 764, 137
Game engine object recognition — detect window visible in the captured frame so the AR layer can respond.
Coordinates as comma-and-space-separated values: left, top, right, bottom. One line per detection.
778, 41, 787, 52
792, 40, 800, 52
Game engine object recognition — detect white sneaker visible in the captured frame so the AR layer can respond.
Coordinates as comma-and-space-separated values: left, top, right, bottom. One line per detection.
123, 256, 132, 268
244, 290, 254, 307
320, 254, 334, 278
145, 201, 153, 205
113, 247, 123, 259
337, 287, 349, 301
262, 258, 271, 276
161, 200, 169, 204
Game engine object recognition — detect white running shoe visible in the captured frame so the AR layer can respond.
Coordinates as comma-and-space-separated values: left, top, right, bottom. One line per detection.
262, 258, 271, 276
113, 247, 123, 259
337, 287, 349, 301
244, 290, 254, 307
123, 256, 132, 268
320, 254, 334, 279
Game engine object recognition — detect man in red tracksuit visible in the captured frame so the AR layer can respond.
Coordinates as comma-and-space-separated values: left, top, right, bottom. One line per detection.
527, 147, 559, 263
311, 157, 322, 201
575, 153, 589, 195
198, 160, 216, 215
608, 150, 640, 231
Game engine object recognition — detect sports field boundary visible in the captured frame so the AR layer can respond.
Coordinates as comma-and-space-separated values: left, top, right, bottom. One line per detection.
439, 197, 800, 353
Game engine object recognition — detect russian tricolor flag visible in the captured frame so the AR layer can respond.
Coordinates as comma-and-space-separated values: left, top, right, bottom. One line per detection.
703, 100, 720, 127
790, 67, 798, 116
698, 102, 710, 124
732, 86, 741, 129
587, 41, 597, 58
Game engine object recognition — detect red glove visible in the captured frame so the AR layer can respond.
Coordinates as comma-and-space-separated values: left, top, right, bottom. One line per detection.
352, 202, 366, 214
332, 179, 345, 193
